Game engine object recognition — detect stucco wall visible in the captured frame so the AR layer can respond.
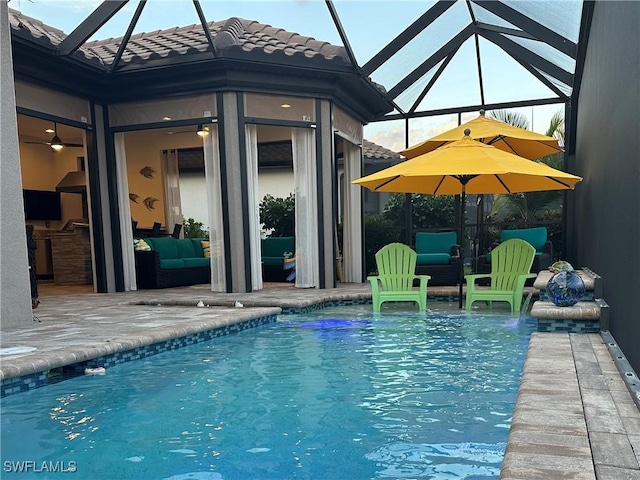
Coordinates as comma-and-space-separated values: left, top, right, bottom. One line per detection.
573, 1, 640, 372
1, 2, 34, 328
123, 129, 205, 229
180, 169, 294, 231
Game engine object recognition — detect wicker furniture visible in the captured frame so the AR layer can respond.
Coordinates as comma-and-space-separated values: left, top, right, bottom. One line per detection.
261, 236, 295, 282
135, 236, 210, 289
476, 227, 553, 277
413, 232, 461, 286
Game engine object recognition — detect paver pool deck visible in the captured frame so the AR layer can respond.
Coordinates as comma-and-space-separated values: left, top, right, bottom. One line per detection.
1, 282, 639, 479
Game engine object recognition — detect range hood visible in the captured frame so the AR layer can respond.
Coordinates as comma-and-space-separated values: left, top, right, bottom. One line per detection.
56, 171, 86, 193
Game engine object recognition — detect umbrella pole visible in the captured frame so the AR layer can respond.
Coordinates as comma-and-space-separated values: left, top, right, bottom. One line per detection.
459, 186, 466, 309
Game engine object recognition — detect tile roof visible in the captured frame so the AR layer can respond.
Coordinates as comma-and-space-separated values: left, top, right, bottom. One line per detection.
9, 9, 66, 44
362, 140, 403, 162
9, 9, 351, 72
178, 139, 402, 171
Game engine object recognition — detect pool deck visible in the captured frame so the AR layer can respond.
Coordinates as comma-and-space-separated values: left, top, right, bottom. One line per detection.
1, 282, 639, 479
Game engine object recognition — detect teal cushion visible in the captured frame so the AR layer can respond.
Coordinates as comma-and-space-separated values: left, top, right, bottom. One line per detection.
190, 238, 206, 258
501, 227, 547, 252
262, 256, 285, 266
416, 253, 451, 265
182, 257, 210, 268
175, 238, 196, 258
145, 237, 179, 259
415, 232, 457, 254
261, 237, 294, 257
159, 258, 185, 269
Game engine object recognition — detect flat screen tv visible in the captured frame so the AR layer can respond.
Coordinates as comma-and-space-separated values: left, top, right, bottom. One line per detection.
23, 189, 62, 221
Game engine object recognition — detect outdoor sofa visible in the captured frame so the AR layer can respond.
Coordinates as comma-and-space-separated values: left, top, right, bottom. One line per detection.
261, 236, 295, 282
134, 236, 210, 289
413, 231, 461, 286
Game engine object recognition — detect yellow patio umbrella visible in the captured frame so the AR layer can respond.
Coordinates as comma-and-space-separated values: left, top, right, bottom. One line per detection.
354, 130, 582, 307
401, 111, 562, 160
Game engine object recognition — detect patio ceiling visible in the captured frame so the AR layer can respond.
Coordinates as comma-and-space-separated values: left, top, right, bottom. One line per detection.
9, 0, 590, 122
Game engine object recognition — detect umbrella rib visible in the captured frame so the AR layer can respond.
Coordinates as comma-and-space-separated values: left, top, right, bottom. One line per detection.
455, 174, 478, 185
496, 136, 519, 155
547, 176, 573, 189
375, 175, 401, 191
534, 139, 563, 152
494, 174, 512, 193
488, 135, 562, 156
433, 176, 447, 194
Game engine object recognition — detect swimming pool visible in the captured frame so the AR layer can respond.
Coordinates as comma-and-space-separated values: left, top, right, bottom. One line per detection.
1, 305, 534, 479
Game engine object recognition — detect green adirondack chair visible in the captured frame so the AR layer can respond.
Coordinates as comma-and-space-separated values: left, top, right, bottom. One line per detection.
465, 238, 536, 313
367, 243, 430, 313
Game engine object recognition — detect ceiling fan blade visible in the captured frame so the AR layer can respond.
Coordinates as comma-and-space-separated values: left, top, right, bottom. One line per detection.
23, 140, 83, 148
164, 131, 196, 136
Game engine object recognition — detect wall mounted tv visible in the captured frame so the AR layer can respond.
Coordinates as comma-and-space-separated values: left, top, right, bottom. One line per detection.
23, 189, 62, 221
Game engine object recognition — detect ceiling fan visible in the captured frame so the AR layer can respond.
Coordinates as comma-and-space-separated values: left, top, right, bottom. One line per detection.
23, 122, 84, 149
164, 125, 210, 137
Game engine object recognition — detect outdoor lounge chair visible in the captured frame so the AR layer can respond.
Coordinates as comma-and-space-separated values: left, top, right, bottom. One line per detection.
478, 226, 552, 276
414, 231, 461, 286
465, 238, 536, 313
367, 243, 430, 313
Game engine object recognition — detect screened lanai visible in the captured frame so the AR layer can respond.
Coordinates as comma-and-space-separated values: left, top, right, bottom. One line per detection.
7, 1, 590, 290
6, 3, 585, 286
7, 1, 640, 376
11, 0, 587, 133
3, 5, 640, 472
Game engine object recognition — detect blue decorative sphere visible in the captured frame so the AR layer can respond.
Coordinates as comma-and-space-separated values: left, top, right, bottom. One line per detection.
546, 271, 585, 306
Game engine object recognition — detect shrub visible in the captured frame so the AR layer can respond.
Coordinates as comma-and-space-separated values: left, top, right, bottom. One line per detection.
260, 194, 295, 237
364, 213, 401, 275
384, 193, 456, 230
182, 217, 208, 238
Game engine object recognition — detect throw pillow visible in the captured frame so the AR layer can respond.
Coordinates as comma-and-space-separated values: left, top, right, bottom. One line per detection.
134, 238, 151, 251
201, 240, 211, 258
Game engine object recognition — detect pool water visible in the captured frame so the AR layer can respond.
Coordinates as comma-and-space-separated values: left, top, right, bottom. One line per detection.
1, 305, 534, 480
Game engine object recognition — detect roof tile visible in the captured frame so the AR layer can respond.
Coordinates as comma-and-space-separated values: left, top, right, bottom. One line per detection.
9, 8, 351, 71
363, 140, 403, 162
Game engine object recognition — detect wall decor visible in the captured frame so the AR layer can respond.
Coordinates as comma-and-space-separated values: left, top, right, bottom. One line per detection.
140, 166, 155, 179
143, 196, 159, 210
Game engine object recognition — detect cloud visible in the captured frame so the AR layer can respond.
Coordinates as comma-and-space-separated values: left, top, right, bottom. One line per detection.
365, 114, 461, 153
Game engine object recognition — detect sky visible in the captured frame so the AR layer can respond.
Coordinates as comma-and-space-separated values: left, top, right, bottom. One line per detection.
9, 0, 570, 152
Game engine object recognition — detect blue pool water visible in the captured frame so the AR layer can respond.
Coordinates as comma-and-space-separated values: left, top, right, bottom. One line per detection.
1, 305, 534, 480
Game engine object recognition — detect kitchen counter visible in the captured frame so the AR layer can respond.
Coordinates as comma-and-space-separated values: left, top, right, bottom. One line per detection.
49, 225, 92, 285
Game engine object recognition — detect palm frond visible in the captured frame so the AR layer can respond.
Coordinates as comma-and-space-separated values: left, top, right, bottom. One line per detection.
491, 191, 562, 222
546, 110, 565, 147
487, 109, 530, 129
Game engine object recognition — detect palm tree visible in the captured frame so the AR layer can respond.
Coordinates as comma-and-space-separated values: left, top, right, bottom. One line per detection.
488, 109, 530, 130
545, 110, 565, 147
488, 109, 565, 223
490, 190, 562, 223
